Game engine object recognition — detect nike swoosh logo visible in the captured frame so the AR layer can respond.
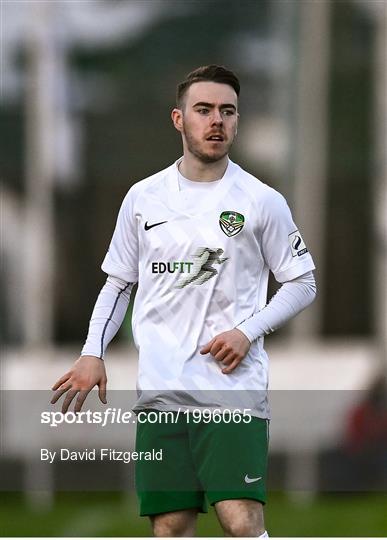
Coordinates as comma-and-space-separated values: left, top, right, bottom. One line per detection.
244, 475, 262, 484
144, 220, 168, 231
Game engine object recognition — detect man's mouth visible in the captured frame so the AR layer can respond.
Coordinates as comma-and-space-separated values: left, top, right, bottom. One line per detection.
206, 135, 224, 142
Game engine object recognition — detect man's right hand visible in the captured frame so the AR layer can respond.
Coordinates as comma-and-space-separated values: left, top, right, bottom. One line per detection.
51, 355, 107, 413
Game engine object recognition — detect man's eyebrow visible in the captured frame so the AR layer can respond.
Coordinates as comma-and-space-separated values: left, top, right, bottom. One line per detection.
192, 102, 237, 110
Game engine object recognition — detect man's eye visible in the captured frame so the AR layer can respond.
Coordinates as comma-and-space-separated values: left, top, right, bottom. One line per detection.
198, 109, 209, 114
223, 110, 234, 116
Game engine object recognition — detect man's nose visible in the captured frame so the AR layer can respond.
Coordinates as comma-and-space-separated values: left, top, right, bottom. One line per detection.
211, 109, 223, 125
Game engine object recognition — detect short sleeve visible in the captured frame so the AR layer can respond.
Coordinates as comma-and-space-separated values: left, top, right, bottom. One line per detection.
260, 189, 315, 283
101, 188, 139, 283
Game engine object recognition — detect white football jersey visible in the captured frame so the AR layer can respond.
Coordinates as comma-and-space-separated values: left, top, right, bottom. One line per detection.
102, 158, 315, 417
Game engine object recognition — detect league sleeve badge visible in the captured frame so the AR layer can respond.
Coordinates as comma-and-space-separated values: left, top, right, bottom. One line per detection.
288, 230, 308, 257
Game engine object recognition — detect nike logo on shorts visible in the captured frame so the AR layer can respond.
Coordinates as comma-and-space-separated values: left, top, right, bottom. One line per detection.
244, 474, 262, 483
144, 220, 168, 231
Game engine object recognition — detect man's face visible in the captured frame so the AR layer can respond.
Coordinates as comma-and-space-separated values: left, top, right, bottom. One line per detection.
173, 82, 239, 164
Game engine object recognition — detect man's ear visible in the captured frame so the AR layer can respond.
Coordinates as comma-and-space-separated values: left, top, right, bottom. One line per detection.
171, 108, 183, 132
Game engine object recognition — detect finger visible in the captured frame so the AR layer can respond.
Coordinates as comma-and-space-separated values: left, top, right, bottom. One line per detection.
74, 390, 90, 413
209, 341, 224, 357
50, 384, 72, 404
98, 380, 107, 404
52, 372, 71, 391
61, 389, 79, 413
220, 351, 236, 366
214, 346, 230, 362
222, 358, 241, 374
200, 338, 216, 355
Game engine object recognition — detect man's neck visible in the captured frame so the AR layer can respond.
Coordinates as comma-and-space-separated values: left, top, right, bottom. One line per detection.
179, 153, 229, 182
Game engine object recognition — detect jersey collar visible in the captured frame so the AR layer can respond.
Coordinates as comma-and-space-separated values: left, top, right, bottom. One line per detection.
166, 157, 239, 216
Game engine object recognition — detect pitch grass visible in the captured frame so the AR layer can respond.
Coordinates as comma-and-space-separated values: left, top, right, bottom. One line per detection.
1, 491, 386, 536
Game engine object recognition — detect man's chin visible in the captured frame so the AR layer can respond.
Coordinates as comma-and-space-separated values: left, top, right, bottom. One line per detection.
195, 150, 229, 164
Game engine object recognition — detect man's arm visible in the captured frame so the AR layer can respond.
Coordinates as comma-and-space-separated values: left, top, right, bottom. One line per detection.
235, 270, 317, 342
51, 276, 134, 412
200, 271, 316, 373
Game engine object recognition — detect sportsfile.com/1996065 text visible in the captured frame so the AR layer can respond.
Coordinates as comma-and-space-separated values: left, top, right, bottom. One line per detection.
41, 408, 253, 427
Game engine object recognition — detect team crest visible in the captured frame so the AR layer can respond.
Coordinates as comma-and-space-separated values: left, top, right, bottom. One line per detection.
219, 211, 245, 237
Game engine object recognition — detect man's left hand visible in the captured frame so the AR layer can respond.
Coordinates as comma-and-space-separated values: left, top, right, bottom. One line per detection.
200, 329, 251, 374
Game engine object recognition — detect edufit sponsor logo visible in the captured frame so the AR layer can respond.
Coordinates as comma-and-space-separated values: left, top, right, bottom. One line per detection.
151, 247, 228, 288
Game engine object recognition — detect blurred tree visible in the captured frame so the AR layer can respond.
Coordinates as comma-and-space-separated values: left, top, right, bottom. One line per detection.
324, 0, 374, 335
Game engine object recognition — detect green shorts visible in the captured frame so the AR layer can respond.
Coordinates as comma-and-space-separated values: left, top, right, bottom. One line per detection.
135, 409, 269, 516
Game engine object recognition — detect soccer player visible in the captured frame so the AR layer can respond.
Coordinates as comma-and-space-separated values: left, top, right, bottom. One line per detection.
51, 65, 316, 537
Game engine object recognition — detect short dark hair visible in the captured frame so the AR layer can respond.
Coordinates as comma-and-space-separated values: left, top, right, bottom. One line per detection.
176, 65, 240, 108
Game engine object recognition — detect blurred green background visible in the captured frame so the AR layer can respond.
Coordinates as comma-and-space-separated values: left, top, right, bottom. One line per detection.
1, 0, 384, 344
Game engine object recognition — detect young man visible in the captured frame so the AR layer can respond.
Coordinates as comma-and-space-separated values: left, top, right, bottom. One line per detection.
52, 65, 316, 537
